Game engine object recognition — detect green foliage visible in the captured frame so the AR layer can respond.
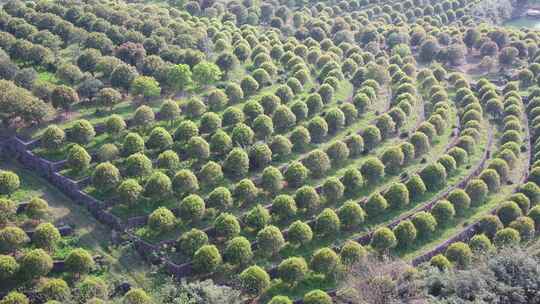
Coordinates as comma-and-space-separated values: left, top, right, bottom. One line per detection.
494, 227, 521, 247
173, 169, 199, 196
123, 132, 145, 156
224, 236, 253, 265
199, 161, 223, 187
133, 105, 155, 129
97, 143, 119, 163
41, 125, 65, 151
340, 240, 367, 266
245, 205, 270, 232
393, 220, 417, 248
207, 187, 232, 209
315, 208, 341, 237
224, 148, 250, 179
509, 216, 535, 240
214, 213, 240, 240
75, 276, 108, 302
278, 257, 308, 286
148, 207, 176, 233
123, 288, 151, 304
371, 227, 397, 252
0, 198, 16, 225
445, 242, 472, 269
321, 177, 344, 202
272, 195, 297, 221
0, 292, 29, 304
156, 150, 180, 171
303, 150, 331, 178
0, 226, 28, 253
469, 234, 493, 253
147, 127, 173, 151
51, 85, 79, 112
66, 145, 91, 172
92, 162, 121, 192
360, 157, 385, 185
0, 170, 20, 197
365, 193, 388, 217
68, 119, 95, 145
447, 189, 471, 216
430, 254, 451, 271
497, 201, 523, 226
40, 278, 70, 302
193, 245, 222, 274
117, 179, 143, 206
20, 248, 53, 279
412, 211, 438, 238
285, 162, 308, 188
240, 265, 270, 295
338, 201, 365, 229
125, 153, 153, 179
96, 88, 122, 110
165, 64, 192, 92
420, 163, 447, 191
303, 289, 332, 304
193, 61, 221, 86
256, 225, 285, 257
0, 254, 19, 281
178, 228, 208, 257
32, 222, 60, 251
384, 183, 409, 209
431, 200, 455, 225
106, 115, 126, 137
465, 179, 489, 206
179, 194, 205, 222
310, 247, 340, 276
234, 179, 258, 203
269, 296, 292, 304
406, 173, 427, 199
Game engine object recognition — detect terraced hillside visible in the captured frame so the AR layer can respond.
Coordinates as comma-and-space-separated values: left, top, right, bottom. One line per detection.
1, 0, 540, 303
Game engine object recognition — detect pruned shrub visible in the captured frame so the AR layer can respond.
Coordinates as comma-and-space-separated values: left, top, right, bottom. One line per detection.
370, 227, 397, 253
278, 257, 308, 286
445, 242, 472, 268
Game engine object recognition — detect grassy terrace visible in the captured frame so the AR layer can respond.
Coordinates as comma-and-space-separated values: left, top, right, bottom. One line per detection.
156, 100, 463, 267
401, 105, 532, 260
78, 81, 360, 218
3, 0, 537, 303
260, 117, 491, 264
0, 160, 161, 292
153, 71, 493, 299
256, 106, 495, 301
129, 87, 425, 243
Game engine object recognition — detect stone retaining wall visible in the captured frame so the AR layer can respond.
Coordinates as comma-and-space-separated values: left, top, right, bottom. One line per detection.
25, 225, 73, 238
3, 136, 125, 232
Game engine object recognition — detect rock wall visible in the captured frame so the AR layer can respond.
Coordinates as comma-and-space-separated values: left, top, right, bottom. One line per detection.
2, 136, 125, 232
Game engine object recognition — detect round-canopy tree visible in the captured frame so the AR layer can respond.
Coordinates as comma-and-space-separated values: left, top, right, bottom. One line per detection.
445, 242, 472, 269
65, 248, 95, 276
278, 257, 308, 286
239, 265, 270, 296
224, 236, 253, 265
92, 162, 120, 193
178, 228, 208, 257
256, 225, 285, 257
214, 213, 241, 240
193, 244, 222, 274
370, 227, 397, 253
0, 171, 20, 197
